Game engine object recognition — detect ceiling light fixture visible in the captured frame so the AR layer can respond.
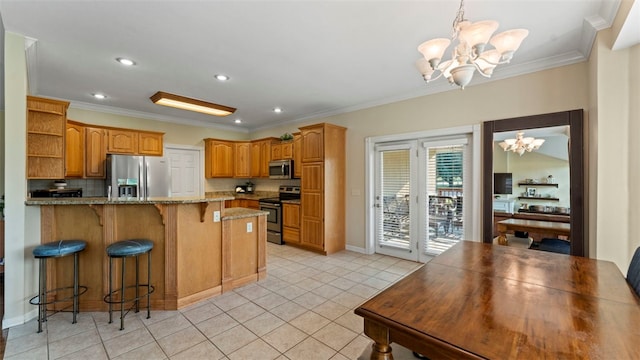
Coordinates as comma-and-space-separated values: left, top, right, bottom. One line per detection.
498, 131, 544, 156
415, 0, 528, 89
116, 57, 136, 66
92, 93, 106, 99
150, 91, 236, 117
273, 107, 283, 113
234, 119, 242, 124
214, 74, 230, 81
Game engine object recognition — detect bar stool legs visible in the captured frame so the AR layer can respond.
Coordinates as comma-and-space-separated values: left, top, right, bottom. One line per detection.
104, 239, 154, 330
29, 240, 87, 333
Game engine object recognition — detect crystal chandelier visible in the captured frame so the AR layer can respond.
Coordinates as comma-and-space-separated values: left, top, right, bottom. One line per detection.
498, 132, 544, 156
415, 0, 528, 89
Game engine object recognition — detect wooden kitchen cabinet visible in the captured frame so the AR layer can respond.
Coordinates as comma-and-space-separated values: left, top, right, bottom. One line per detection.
293, 132, 302, 178
271, 141, 293, 161
283, 203, 301, 244
85, 127, 107, 178
225, 199, 260, 210
205, 139, 234, 178
65, 121, 85, 178
250, 138, 276, 178
234, 142, 252, 178
271, 144, 282, 161
107, 129, 138, 154
301, 125, 324, 163
27, 96, 69, 179
298, 123, 346, 255
138, 131, 164, 156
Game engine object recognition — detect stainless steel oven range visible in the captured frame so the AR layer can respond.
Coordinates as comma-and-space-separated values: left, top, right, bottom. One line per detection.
259, 185, 300, 244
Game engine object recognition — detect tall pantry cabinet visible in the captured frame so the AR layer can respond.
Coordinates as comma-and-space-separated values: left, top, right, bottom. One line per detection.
299, 123, 346, 255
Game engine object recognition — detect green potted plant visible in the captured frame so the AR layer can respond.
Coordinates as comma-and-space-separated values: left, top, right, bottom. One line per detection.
279, 133, 294, 142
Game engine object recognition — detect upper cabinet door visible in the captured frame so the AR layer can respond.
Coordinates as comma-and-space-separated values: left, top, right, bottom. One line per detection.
301, 126, 324, 163
85, 127, 107, 178
108, 129, 138, 154
293, 133, 302, 178
234, 142, 251, 178
205, 139, 234, 178
65, 122, 85, 178
138, 132, 164, 156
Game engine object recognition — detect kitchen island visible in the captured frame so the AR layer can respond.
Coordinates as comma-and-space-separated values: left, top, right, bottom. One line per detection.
25, 196, 267, 311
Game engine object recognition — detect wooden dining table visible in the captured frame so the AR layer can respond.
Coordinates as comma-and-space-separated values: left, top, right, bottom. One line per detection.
355, 241, 640, 359
496, 218, 570, 245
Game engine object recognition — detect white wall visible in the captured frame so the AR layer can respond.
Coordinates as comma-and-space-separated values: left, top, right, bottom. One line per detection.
591, 26, 640, 272
4, 31, 34, 328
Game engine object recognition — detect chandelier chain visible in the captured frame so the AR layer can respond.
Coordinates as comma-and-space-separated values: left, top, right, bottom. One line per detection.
451, 0, 466, 39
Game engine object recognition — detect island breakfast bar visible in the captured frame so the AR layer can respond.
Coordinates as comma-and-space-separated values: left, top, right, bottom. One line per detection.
25, 196, 268, 312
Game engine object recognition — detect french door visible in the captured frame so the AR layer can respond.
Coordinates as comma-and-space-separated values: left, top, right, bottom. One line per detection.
374, 143, 419, 260
373, 136, 471, 262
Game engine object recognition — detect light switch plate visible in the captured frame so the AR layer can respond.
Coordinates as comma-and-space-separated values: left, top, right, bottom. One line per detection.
246, 222, 253, 232
213, 211, 221, 222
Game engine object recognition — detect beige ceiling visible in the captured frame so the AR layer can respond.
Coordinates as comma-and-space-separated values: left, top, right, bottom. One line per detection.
0, 0, 636, 132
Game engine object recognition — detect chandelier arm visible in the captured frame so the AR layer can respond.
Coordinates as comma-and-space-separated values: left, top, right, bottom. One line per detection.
470, 61, 492, 78
425, 71, 446, 83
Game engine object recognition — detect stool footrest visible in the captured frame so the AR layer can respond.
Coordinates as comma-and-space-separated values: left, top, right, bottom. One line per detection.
29, 285, 88, 306
103, 284, 155, 304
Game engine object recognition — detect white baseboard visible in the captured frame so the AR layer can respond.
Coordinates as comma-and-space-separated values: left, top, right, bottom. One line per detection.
3, 308, 38, 329
346, 244, 367, 254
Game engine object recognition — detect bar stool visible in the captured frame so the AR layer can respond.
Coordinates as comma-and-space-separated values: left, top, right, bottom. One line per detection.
29, 240, 88, 333
104, 239, 154, 330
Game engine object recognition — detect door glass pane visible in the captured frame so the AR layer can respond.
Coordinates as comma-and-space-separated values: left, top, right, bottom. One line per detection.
378, 149, 411, 250
425, 145, 465, 255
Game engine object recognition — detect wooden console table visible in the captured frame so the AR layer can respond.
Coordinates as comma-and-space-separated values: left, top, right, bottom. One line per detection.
496, 218, 570, 245
355, 241, 640, 359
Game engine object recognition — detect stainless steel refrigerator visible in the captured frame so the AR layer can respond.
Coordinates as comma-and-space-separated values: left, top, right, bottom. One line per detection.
106, 155, 171, 199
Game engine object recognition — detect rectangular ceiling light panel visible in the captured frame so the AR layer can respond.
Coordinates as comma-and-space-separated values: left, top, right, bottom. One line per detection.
150, 91, 236, 117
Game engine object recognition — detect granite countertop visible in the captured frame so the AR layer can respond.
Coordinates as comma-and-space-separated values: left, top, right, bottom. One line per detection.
281, 199, 301, 205
222, 207, 269, 220
206, 191, 278, 200
25, 195, 234, 206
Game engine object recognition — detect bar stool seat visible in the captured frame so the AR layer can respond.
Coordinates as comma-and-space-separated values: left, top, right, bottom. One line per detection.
29, 240, 88, 333
106, 239, 154, 257
104, 239, 154, 330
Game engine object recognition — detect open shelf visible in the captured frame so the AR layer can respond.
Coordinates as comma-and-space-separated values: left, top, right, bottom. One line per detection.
518, 196, 559, 201
518, 183, 558, 187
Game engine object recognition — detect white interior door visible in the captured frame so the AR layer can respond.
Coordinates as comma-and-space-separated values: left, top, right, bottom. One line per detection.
374, 142, 419, 261
165, 146, 203, 197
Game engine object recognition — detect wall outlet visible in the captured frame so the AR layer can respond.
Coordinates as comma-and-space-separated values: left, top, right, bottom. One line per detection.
246, 222, 253, 233
213, 211, 220, 222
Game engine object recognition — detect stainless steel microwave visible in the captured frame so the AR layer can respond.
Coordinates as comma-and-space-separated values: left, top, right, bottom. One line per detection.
269, 160, 294, 179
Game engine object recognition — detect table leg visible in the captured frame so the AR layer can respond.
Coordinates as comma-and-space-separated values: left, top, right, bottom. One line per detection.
496, 224, 508, 246
363, 318, 394, 360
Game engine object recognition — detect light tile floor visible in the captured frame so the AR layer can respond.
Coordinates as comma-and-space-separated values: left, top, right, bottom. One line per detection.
5, 244, 429, 360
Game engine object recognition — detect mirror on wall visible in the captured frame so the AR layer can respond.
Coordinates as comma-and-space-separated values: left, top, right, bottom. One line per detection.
482, 110, 585, 256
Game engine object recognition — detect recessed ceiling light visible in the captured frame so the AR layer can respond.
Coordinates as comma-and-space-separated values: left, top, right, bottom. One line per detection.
116, 57, 136, 66
92, 93, 106, 99
273, 107, 283, 113
215, 74, 230, 81
234, 119, 242, 124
